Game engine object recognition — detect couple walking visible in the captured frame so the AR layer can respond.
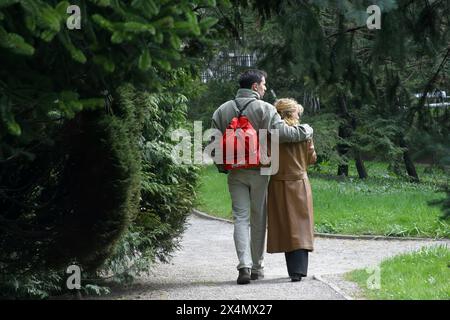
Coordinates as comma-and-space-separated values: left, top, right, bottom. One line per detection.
211, 69, 317, 284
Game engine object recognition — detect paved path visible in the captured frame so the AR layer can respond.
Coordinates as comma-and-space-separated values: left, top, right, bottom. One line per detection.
107, 215, 449, 300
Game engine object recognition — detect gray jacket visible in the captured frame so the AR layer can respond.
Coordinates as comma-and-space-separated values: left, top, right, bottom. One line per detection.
211, 88, 313, 172
211, 88, 313, 142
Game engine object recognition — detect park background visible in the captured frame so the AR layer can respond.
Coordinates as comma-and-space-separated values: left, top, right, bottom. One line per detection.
0, 0, 448, 299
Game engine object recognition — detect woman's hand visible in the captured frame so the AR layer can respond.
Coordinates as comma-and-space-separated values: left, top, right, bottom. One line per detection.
307, 139, 317, 165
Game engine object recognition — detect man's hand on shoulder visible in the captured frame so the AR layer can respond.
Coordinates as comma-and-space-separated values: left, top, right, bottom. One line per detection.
297, 123, 313, 139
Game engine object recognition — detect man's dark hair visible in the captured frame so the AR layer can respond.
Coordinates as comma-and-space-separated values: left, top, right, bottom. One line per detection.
239, 69, 267, 89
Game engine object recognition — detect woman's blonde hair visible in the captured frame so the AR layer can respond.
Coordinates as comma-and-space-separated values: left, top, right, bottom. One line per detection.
274, 98, 304, 126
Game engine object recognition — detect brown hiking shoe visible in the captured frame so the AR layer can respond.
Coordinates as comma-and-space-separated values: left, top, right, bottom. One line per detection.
237, 268, 251, 285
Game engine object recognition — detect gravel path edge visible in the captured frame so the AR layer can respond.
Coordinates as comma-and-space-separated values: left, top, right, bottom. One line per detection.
192, 209, 446, 242
313, 275, 353, 300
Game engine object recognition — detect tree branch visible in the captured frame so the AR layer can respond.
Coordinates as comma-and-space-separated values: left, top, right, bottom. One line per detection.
327, 25, 366, 39
417, 47, 450, 110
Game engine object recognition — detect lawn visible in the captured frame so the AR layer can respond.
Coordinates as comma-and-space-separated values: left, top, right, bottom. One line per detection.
345, 245, 450, 300
196, 162, 449, 238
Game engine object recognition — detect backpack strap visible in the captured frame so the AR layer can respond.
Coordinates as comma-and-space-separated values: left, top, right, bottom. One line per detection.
233, 99, 256, 117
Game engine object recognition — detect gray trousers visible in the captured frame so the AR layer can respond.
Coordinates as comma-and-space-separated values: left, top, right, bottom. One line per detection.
227, 169, 270, 271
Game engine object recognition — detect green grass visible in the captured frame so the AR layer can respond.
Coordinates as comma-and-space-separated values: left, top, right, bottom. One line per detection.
314, 159, 449, 186
196, 165, 231, 219
345, 245, 450, 300
196, 163, 450, 238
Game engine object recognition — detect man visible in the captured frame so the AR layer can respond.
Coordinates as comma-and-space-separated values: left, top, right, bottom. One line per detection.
211, 69, 313, 285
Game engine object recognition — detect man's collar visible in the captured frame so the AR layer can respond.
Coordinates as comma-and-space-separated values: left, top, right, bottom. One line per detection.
235, 88, 260, 100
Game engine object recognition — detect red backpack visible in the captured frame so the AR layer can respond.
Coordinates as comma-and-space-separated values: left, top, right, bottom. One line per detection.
221, 99, 261, 170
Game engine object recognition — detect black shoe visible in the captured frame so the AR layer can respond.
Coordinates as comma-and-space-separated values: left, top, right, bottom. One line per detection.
237, 268, 251, 285
251, 269, 264, 280
290, 274, 303, 282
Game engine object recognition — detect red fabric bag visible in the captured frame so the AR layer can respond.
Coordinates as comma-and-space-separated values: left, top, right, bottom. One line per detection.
221, 100, 261, 170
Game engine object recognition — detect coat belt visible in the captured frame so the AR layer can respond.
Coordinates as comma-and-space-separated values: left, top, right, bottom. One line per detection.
270, 172, 308, 181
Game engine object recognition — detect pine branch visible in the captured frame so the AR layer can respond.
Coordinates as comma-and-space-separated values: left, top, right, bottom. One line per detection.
327, 25, 366, 39
417, 46, 450, 110
0, 215, 49, 238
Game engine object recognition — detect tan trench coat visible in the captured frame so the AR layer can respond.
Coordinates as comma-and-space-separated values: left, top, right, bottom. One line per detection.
267, 139, 317, 253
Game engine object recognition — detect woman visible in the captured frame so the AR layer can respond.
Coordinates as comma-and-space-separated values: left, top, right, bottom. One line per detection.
267, 98, 317, 282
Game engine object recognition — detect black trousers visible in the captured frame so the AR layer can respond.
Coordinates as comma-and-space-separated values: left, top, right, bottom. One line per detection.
285, 249, 309, 277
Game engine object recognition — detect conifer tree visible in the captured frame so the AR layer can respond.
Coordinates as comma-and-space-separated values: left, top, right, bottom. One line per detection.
0, 0, 229, 297
238, 0, 449, 180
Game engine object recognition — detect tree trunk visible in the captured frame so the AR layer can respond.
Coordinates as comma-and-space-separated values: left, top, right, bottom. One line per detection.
403, 151, 419, 182
354, 151, 368, 179
336, 94, 352, 177
337, 164, 349, 176
400, 137, 419, 182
